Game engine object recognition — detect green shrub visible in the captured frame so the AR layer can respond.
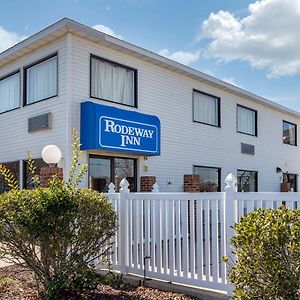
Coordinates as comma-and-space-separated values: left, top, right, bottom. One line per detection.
229, 206, 300, 300
0, 130, 118, 299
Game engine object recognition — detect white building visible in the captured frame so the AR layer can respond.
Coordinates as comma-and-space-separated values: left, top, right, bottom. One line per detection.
0, 18, 299, 193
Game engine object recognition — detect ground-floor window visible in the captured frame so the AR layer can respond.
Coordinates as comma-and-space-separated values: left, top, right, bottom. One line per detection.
89, 155, 137, 192
237, 169, 258, 192
193, 165, 221, 192
283, 173, 297, 192
23, 158, 48, 189
0, 161, 20, 193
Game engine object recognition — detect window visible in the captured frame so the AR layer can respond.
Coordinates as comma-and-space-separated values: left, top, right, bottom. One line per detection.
0, 161, 20, 193
25, 54, 58, 105
283, 121, 297, 146
237, 105, 257, 136
237, 170, 257, 192
193, 166, 221, 192
23, 158, 48, 189
283, 173, 297, 192
193, 90, 220, 127
90, 55, 136, 106
89, 155, 137, 192
0, 72, 20, 113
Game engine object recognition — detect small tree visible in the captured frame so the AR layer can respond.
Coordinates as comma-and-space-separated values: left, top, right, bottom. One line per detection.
0, 129, 117, 299
228, 206, 300, 300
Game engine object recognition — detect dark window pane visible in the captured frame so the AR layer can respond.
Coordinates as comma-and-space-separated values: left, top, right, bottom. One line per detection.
0, 161, 19, 193
283, 121, 296, 145
283, 173, 297, 192
237, 170, 257, 192
114, 158, 135, 192
193, 166, 220, 192
89, 158, 111, 193
23, 158, 48, 189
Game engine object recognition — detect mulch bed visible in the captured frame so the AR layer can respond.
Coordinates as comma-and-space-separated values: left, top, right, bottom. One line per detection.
0, 265, 196, 299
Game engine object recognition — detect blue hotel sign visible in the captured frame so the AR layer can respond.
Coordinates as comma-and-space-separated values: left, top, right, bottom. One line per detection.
80, 101, 161, 155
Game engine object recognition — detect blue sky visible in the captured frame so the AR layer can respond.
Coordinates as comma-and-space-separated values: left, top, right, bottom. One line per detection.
1, 0, 300, 111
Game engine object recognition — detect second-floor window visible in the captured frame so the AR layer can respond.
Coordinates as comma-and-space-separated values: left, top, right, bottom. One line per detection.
237, 105, 257, 136
283, 120, 297, 146
25, 54, 58, 105
0, 72, 20, 113
193, 90, 220, 127
90, 55, 136, 107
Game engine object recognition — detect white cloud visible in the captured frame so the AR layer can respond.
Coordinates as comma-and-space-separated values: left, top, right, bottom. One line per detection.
199, 0, 300, 77
0, 26, 26, 53
92, 24, 122, 39
222, 77, 243, 88
158, 49, 201, 66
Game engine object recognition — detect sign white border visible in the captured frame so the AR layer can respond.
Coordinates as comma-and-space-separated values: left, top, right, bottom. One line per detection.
99, 116, 159, 154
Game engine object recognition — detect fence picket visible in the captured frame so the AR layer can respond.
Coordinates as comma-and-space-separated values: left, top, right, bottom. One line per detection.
190, 199, 196, 279
169, 200, 175, 277
182, 200, 189, 278
204, 200, 210, 281
176, 201, 181, 277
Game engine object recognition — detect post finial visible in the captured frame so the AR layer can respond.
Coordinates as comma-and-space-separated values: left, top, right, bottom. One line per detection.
152, 182, 159, 192
225, 173, 237, 190
108, 182, 115, 193
120, 178, 130, 193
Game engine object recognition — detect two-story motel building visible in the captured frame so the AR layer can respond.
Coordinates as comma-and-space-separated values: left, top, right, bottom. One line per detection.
0, 18, 299, 193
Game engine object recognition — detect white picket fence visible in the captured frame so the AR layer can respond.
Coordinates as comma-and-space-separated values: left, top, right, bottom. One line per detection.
101, 173, 300, 296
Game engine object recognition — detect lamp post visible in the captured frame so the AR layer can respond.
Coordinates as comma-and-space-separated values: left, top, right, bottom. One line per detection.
40, 145, 63, 187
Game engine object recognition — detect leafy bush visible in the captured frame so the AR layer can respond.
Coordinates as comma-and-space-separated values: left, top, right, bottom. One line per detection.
0, 130, 117, 299
229, 206, 300, 300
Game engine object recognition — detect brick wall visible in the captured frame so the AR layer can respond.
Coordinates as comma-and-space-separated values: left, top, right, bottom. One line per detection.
140, 176, 156, 192
40, 167, 63, 187
184, 174, 200, 192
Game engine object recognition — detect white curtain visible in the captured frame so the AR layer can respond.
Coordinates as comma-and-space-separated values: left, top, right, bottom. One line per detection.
91, 58, 134, 105
26, 56, 57, 104
193, 91, 218, 126
237, 106, 256, 135
0, 73, 20, 113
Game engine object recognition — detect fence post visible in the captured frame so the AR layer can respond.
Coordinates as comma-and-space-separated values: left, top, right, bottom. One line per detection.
119, 178, 130, 274
224, 173, 237, 297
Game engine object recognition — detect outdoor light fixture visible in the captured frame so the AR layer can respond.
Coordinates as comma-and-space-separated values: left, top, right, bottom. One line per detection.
42, 145, 62, 167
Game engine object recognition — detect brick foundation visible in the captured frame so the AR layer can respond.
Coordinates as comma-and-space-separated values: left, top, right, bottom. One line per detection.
184, 174, 200, 192
40, 167, 63, 187
140, 176, 156, 192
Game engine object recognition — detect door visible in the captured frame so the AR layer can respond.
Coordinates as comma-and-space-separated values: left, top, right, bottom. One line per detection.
283, 173, 297, 192
89, 155, 137, 192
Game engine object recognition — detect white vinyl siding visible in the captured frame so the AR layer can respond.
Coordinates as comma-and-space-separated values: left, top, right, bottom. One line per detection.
91, 56, 135, 106
26, 55, 57, 104
0, 73, 20, 113
193, 90, 219, 126
237, 105, 256, 136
